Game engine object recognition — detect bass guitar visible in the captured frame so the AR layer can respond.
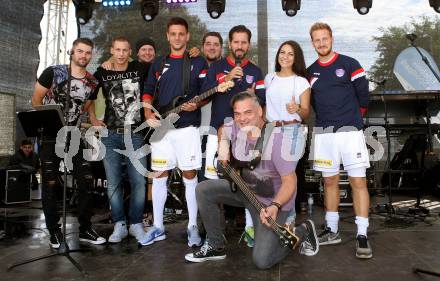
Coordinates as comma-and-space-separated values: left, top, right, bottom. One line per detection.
217, 160, 300, 249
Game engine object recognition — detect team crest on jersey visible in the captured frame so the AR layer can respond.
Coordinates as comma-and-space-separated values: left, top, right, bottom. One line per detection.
335, 68, 345, 77
246, 75, 254, 84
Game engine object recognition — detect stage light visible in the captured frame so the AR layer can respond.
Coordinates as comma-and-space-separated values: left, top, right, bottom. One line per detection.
141, 0, 159, 22
429, 0, 440, 13
166, 0, 196, 3
281, 0, 300, 17
102, 0, 132, 7
74, 0, 94, 25
207, 0, 225, 19
353, 0, 372, 15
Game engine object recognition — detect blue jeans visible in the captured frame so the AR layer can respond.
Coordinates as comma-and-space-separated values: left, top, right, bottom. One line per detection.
101, 131, 146, 224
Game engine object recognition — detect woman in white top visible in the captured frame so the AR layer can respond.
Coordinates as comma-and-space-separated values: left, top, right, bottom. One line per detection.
265, 40, 311, 224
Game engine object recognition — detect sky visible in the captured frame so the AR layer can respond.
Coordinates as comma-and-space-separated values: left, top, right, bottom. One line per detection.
185, 0, 438, 71
38, 0, 439, 75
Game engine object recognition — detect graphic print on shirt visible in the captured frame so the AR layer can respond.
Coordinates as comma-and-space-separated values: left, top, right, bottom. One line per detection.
105, 77, 141, 126
43, 65, 97, 125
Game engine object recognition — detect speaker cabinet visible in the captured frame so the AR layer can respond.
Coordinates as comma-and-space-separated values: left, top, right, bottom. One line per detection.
1, 169, 31, 204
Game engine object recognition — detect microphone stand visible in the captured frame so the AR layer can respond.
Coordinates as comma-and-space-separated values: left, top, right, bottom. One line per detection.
407, 34, 440, 83
8, 51, 90, 277
405, 34, 433, 218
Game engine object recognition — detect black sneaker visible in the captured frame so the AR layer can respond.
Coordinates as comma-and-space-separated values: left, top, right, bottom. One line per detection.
318, 226, 342, 245
298, 220, 319, 256
356, 235, 373, 259
79, 227, 106, 245
185, 242, 226, 263
49, 229, 64, 249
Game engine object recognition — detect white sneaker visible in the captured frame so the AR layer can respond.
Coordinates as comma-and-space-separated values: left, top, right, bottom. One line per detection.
108, 221, 128, 243
129, 223, 147, 241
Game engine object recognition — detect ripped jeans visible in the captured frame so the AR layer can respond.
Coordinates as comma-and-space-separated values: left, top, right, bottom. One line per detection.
40, 138, 94, 233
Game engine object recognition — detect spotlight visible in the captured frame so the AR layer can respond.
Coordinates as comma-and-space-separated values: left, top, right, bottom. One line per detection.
141, 0, 159, 22
353, 0, 372, 15
74, 0, 94, 25
281, 0, 300, 17
207, 0, 225, 19
429, 0, 440, 13
102, 0, 132, 7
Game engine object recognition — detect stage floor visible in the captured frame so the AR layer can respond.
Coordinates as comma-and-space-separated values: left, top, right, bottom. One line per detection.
0, 195, 439, 281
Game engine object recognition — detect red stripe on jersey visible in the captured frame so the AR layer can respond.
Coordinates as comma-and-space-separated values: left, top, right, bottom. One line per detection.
256, 80, 264, 86
142, 94, 153, 102
318, 53, 339, 67
216, 73, 226, 83
351, 68, 364, 77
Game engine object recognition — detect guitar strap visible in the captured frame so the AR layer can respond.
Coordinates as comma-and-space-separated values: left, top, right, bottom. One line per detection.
151, 55, 168, 107
181, 51, 191, 100
218, 122, 274, 192
232, 122, 275, 170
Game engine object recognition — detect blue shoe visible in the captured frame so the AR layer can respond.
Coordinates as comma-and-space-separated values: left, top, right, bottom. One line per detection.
139, 226, 166, 246
187, 225, 202, 247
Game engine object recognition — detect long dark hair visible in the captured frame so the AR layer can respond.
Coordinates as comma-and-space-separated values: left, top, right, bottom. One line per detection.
274, 40, 307, 78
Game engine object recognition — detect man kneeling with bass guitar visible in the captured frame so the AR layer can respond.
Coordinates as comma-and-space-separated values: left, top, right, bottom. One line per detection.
185, 92, 319, 269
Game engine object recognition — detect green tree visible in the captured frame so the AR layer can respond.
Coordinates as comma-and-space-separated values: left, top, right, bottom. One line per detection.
369, 16, 440, 90
85, 2, 209, 64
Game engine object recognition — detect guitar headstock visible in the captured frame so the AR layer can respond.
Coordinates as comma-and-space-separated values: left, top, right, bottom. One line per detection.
217, 81, 235, 93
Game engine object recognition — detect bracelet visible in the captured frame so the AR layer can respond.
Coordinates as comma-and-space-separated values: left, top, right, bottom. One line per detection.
270, 201, 282, 211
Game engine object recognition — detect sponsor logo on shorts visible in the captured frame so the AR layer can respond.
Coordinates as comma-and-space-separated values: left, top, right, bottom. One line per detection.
152, 159, 167, 166
356, 152, 362, 158
314, 159, 333, 167
335, 68, 345, 77
206, 166, 216, 173
190, 155, 196, 161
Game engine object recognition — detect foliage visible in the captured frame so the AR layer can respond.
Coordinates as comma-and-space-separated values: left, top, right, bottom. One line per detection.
369, 16, 440, 90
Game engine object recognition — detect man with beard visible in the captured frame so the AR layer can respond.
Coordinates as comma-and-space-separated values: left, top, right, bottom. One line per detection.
89, 36, 150, 245
307, 22, 372, 259
142, 17, 208, 247
200, 32, 224, 178
185, 92, 319, 268
32, 38, 106, 248
201, 25, 265, 247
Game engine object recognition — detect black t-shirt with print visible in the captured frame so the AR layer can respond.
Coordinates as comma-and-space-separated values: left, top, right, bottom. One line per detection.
91, 61, 149, 129
37, 64, 98, 125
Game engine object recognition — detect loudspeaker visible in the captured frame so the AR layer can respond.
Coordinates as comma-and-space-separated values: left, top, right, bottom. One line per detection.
0, 169, 32, 204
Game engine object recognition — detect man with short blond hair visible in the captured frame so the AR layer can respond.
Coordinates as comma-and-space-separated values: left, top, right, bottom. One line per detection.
307, 22, 372, 259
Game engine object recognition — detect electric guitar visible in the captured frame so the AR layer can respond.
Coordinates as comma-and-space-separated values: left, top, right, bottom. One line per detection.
156, 80, 234, 118
148, 81, 234, 142
217, 160, 300, 249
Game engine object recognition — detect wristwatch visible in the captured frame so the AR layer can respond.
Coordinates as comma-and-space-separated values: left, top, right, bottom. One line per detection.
270, 201, 282, 211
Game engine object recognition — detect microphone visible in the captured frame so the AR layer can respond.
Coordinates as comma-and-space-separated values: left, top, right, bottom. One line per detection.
235, 57, 241, 67
406, 33, 417, 42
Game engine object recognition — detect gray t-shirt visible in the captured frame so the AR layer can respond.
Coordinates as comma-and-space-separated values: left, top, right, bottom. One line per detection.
225, 121, 296, 211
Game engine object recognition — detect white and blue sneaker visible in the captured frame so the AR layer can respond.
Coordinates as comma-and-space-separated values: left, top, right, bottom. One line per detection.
187, 225, 203, 247
139, 226, 166, 246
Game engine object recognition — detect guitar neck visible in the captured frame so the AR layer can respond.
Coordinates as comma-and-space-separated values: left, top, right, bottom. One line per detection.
220, 162, 282, 231
165, 86, 218, 116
